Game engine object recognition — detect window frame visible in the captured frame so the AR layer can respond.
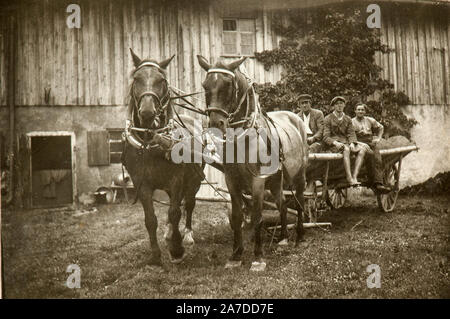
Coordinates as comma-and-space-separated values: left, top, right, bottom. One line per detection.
106, 128, 124, 165
221, 18, 256, 58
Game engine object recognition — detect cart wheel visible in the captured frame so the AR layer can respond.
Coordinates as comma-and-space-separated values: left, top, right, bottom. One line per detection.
377, 162, 400, 212
326, 188, 347, 209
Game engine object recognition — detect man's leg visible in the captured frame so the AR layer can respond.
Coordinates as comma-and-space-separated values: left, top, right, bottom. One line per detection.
305, 142, 322, 196
309, 142, 322, 153
370, 143, 390, 193
352, 144, 367, 184
342, 145, 353, 185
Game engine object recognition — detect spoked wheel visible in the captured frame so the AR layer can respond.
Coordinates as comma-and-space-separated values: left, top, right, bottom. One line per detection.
377, 161, 401, 212
326, 187, 348, 209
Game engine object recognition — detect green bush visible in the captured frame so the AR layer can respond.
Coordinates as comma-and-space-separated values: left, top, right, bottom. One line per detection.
255, 4, 417, 138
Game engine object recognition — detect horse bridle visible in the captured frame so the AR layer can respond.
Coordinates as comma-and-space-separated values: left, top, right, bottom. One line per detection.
131, 61, 170, 120
125, 61, 172, 150
205, 68, 252, 127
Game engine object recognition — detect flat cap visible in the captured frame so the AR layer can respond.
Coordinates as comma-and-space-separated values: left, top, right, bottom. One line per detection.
330, 96, 346, 105
298, 94, 312, 101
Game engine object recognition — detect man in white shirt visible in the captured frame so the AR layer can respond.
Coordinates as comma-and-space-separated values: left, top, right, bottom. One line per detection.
295, 94, 325, 195
295, 94, 324, 153
352, 103, 389, 193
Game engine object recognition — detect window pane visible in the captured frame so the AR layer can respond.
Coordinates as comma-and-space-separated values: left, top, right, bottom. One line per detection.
223, 44, 237, 55
110, 141, 123, 153
223, 31, 237, 54
223, 19, 237, 31
241, 45, 254, 56
240, 33, 254, 45
110, 153, 122, 164
239, 19, 255, 32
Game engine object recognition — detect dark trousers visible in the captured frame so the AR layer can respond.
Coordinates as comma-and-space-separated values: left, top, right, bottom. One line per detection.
365, 142, 383, 185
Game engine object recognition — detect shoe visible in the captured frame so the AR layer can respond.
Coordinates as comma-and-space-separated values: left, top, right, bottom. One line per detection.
375, 184, 391, 194
304, 181, 315, 197
351, 179, 361, 187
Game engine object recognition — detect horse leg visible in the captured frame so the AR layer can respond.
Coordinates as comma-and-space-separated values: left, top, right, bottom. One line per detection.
250, 177, 267, 271
167, 185, 186, 264
269, 175, 289, 246
294, 172, 306, 245
182, 193, 196, 247
140, 187, 161, 266
225, 175, 244, 268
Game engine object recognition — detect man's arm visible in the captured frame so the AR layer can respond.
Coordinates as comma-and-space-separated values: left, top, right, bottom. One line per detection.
346, 117, 358, 144
369, 117, 384, 142
323, 116, 335, 146
312, 110, 324, 142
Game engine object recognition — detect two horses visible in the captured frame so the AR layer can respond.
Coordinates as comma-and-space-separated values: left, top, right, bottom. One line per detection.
122, 50, 307, 270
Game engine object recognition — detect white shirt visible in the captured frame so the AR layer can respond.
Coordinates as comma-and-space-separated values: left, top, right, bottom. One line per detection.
303, 113, 313, 135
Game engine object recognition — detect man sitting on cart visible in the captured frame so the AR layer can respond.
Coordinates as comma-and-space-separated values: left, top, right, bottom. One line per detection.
323, 96, 366, 186
352, 103, 390, 193
295, 94, 324, 153
294, 94, 325, 195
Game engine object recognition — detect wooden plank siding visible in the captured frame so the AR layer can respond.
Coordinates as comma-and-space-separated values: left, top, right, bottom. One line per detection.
1, 0, 284, 107
377, 6, 449, 105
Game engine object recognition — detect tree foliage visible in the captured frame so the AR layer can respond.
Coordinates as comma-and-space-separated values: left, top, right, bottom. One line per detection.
255, 5, 417, 138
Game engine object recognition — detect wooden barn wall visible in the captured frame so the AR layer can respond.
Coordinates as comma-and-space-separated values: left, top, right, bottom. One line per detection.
0, 13, 9, 106
4, 0, 282, 108
375, 6, 450, 105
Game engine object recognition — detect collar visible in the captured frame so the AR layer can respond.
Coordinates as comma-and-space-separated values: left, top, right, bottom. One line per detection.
333, 111, 345, 120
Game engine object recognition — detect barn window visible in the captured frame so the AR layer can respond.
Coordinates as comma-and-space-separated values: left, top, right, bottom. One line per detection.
87, 129, 124, 166
107, 128, 124, 164
222, 18, 256, 56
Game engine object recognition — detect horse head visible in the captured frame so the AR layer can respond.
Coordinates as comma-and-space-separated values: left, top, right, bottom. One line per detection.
129, 48, 175, 129
197, 55, 247, 134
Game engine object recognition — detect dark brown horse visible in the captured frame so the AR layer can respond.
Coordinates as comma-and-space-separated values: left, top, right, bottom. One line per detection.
122, 49, 204, 265
198, 55, 308, 271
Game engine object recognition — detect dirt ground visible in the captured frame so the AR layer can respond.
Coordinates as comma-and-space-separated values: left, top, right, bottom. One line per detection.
2, 192, 449, 299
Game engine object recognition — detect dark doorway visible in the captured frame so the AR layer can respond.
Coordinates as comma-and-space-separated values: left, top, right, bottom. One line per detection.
31, 136, 73, 207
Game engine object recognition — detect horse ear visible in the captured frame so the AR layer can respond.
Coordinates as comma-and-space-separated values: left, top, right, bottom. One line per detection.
197, 55, 211, 71
159, 54, 175, 69
227, 57, 247, 71
130, 48, 141, 67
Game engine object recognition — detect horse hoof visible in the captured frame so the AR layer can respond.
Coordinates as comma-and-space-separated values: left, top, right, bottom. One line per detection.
250, 261, 266, 272
170, 252, 187, 264
183, 230, 195, 247
225, 260, 242, 269
148, 256, 162, 267
278, 238, 289, 246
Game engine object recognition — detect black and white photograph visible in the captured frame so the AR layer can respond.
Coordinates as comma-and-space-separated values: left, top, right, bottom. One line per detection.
0, 0, 449, 301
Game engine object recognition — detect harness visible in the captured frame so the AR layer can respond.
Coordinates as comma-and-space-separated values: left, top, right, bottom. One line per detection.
125, 61, 173, 151
205, 68, 256, 128
205, 67, 285, 179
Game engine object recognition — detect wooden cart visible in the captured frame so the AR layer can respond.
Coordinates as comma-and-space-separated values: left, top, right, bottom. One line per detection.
296, 137, 419, 222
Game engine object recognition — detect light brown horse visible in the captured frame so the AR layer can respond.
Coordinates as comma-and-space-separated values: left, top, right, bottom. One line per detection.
198, 55, 308, 271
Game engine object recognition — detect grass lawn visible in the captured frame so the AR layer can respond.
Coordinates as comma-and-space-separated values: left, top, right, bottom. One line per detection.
2, 193, 449, 298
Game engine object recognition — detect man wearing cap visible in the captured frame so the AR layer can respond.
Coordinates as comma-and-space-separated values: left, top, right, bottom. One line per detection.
295, 94, 324, 153
295, 94, 325, 195
352, 103, 390, 193
323, 96, 366, 186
